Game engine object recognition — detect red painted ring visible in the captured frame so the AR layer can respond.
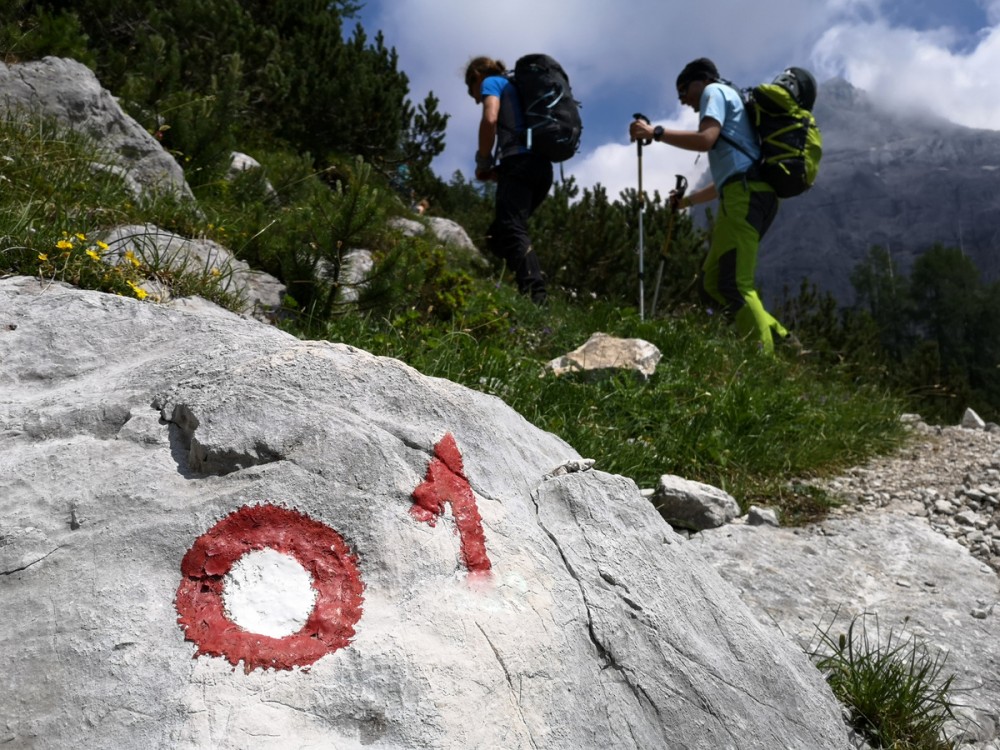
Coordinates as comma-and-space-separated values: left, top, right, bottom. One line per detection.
175, 504, 364, 672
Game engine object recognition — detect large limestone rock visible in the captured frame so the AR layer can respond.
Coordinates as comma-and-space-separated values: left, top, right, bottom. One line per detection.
696, 511, 1000, 745
424, 216, 481, 258
654, 474, 742, 530
0, 277, 853, 749
100, 224, 285, 318
0, 57, 193, 202
387, 215, 488, 268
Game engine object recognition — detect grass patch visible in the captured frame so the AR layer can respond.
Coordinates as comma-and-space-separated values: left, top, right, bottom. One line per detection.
809, 612, 960, 749
308, 288, 909, 522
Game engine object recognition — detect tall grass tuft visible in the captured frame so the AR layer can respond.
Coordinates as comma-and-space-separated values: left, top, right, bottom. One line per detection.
808, 612, 959, 749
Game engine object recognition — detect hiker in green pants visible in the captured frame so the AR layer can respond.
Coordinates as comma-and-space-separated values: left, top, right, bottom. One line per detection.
629, 57, 789, 354
703, 174, 787, 352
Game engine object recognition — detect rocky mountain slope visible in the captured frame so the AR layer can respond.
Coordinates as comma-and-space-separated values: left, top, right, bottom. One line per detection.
757, 78, 1000, 305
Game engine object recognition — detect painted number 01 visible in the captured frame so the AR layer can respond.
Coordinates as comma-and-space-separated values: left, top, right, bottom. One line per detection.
174, 432, 490, 672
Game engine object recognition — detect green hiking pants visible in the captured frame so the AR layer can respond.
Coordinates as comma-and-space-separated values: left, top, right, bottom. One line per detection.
701, 176, 787, 355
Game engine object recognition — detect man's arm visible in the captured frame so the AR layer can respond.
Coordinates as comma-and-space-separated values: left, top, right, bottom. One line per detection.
629, 116, 721, 152
657, 117, 721, 152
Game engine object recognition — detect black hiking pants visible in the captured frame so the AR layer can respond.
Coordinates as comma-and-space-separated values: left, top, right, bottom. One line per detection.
487, 153, 553, 303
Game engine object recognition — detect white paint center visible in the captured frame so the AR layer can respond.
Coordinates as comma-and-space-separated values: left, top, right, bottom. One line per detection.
222, 548, 317, 638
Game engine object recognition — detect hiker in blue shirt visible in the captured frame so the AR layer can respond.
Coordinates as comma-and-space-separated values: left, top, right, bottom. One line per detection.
629, 58, 791, 354
465, 56, 553, 306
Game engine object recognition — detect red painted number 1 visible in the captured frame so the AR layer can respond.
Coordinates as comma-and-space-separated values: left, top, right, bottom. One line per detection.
410, 433, 492, 575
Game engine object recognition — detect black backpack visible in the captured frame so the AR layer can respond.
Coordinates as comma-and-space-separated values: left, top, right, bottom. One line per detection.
719, 67, 823, 198
510, 54, 582, 163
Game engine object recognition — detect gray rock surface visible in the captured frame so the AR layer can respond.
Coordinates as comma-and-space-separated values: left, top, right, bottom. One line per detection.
424, 216, 481, 257
100, 223, 285, 319
695, 421, 1000, 747
387, 215, 487, 267
0, 57, 193, 202
387, 216, 425, 238
0, 277, 853, 750
332, 249, 374, 304
227, 151, 277, 199
654, 474, 743, 530
963, 408, 988, 430
815, 421, 1000, 573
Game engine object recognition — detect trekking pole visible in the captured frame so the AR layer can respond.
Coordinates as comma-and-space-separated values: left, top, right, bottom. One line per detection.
650, 174, 689, 318
632, 113, 652, 320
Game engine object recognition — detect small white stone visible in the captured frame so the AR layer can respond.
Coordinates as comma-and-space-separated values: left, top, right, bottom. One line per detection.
962, 408, 986, 430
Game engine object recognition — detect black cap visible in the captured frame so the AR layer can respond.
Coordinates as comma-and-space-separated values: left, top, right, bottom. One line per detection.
676, 58, 719, 89
773, 67, 817, 110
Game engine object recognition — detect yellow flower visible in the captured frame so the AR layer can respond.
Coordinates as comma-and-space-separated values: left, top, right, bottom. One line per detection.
210, 267, 221, 277
96, 241, 109, 250
37, 253, 48, 262
124, 250, 140, 268
86, 249, 101, 261
75, 233, 87, 242
126, 280, 148, 300
56, 239, 73, 250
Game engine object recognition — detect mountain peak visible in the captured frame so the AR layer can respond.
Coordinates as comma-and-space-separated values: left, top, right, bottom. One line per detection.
815, 77, 872, 118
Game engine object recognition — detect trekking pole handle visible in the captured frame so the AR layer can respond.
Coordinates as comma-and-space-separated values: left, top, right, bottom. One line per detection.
632, 113, 653, 148
671, 174, 689, 212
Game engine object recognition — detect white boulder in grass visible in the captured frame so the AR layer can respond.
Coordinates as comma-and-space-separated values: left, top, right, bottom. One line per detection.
0, 57, 193, 202
546, 331, 662, 380
653, 474, 743, 531
962, 407, 986, 430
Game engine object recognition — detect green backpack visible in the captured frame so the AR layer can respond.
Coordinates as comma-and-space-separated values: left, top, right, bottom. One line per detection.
721, 67, 823, 198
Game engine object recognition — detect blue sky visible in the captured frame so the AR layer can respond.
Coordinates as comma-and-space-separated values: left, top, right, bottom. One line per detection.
351, 0, 1000, 199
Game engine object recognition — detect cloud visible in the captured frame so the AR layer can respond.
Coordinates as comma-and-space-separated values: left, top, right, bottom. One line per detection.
813, 16, 1000, 129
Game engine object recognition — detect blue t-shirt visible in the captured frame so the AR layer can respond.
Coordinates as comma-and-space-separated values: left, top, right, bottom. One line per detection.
700, 82, 759, 188
480, 75, 528, 160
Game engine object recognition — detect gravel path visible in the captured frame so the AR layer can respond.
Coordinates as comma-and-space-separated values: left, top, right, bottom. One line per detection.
818, 417, 1000, 573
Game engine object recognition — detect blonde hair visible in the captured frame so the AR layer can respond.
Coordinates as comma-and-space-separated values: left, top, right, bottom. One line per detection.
465, 56, 506, 87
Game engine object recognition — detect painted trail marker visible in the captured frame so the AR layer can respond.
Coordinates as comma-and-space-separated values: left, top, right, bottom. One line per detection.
175, 433, 489, 673
411, 433, 492, 575
175, 504, 364, 673
222, 547, 318, 638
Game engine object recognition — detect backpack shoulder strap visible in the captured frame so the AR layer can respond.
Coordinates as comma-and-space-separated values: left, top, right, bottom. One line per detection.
716, 131, 758, 162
